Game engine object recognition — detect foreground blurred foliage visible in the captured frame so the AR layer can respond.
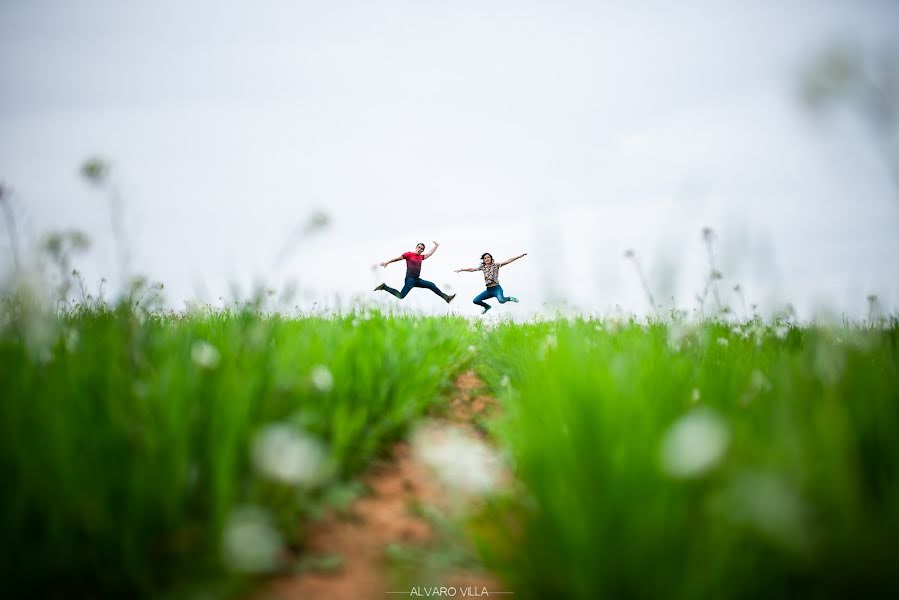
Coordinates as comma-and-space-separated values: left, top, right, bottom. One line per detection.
474, 317, 899, 599
0, 299, 473, 597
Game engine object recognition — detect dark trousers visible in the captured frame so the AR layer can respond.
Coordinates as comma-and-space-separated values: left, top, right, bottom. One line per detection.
382, 277, 447, 300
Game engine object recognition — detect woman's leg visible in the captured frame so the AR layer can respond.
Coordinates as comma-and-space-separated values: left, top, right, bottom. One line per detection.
494, 285, 518, 304
414, 278, 450, 300
472, 288, 493, 310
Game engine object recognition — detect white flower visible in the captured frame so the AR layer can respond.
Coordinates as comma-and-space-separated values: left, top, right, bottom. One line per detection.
750, 370, 772, 393
660, 408, 730, 478
500, 375, 511, 388
251, 423, 328, 486
191, 340, 220, 369
716, 337, 729, 347
714, 471, 807, 550
222, 505, 283, 573
413, 424, 504, 497
667, 322, 696, 351
310, 365, 334, 393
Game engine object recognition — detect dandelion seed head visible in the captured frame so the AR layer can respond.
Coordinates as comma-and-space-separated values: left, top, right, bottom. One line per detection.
221, 505, 283, 574
714, 471, 807, 551
251, 423, 328, 486
413, 424, 503, 497
191, 340, 220, 369
661, 408, 730, 478
310, 365, 334, 393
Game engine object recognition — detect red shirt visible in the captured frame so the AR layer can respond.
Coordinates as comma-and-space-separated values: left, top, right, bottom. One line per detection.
402, 252, 424, 278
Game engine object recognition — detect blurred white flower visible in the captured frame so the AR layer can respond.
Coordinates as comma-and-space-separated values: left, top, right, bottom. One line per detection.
500, 374, 511, 388
714, 471, 807, 551
661, 408, 730, 478
716, 337, 729, 347
251, 423, 328, 486
750, 369, 772, 393
667, 322, 696, 351
691, 388, 701, 403
191, 340, 220, 369
813, 344, 846, 385
310, 365, 334, 392
63, 328, 80, 353
773, 325, 790, 340
413, 424, 504, 497
536, 333, 558, 359
222, 505, 284, 573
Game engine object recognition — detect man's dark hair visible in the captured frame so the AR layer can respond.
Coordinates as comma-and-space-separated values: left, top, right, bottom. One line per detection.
417, 242, 425, 248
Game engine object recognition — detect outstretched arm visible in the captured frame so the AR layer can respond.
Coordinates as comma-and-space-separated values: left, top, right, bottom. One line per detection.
454, 266, 478, 273
379, 255, 404, 268
422, 241, 440, 259
499, 252, 528, 267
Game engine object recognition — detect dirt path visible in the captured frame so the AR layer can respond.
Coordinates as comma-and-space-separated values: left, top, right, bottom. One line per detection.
258, 371, 504, 600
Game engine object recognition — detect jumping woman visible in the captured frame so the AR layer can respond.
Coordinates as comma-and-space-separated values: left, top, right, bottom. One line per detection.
455, 252, 527, 314
375, 241, 456, 304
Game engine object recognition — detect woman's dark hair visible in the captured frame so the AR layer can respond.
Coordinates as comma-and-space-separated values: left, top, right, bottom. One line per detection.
480, 252, 493, 263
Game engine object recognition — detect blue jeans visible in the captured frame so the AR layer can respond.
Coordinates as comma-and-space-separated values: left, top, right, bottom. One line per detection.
382, 277, 448, 300
473, 285, 510, 309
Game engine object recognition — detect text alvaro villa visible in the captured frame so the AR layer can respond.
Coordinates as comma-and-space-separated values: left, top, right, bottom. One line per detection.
408, 585, 493, 596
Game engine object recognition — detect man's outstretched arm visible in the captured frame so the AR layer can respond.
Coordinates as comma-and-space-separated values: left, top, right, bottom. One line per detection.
422, 241, 440, 259
379, 255, 404, 268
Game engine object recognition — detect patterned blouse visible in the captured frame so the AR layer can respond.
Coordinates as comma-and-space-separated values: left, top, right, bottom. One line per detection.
478, 262, 500, 287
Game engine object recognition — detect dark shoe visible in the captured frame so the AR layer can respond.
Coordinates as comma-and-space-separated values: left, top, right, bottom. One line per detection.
374, 283, 386, 292
481, 305, 491, 315
445, 293, 456, 304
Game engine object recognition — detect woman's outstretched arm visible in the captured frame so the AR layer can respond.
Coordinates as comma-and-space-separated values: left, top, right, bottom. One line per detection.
422, 241, 440, 259
379, 255, 404, 268
455, 267, 478, 273
499, 252, 528, 267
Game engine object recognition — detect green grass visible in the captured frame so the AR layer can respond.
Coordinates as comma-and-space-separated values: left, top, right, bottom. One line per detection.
3, 303, 898, 599
0, 305, 474, 597
473, 317, 899, 599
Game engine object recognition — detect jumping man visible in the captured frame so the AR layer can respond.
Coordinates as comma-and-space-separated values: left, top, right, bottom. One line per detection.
375, 241, 456, 303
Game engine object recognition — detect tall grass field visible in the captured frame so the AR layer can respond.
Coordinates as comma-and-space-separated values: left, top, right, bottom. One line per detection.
2, 300, 898, 598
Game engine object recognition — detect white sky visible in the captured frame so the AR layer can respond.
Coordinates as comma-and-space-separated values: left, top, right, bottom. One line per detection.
2, 0, 898, 318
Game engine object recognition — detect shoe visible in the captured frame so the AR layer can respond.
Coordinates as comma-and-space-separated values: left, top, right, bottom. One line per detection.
445, 293, 456, 304
509, 297, 519, 303
481, 305, 491, 315
374, 283, 386, 292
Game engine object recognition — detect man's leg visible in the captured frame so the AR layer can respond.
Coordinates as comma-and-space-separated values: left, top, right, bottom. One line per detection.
397, 278, 416, 298
378, 278, 415, 299
414, 278, 451, 301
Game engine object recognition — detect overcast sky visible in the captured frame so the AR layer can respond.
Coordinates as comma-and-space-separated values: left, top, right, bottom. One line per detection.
2, 0, 898, 319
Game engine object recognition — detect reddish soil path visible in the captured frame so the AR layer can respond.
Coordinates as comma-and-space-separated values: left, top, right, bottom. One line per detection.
257, 371, 503, 600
